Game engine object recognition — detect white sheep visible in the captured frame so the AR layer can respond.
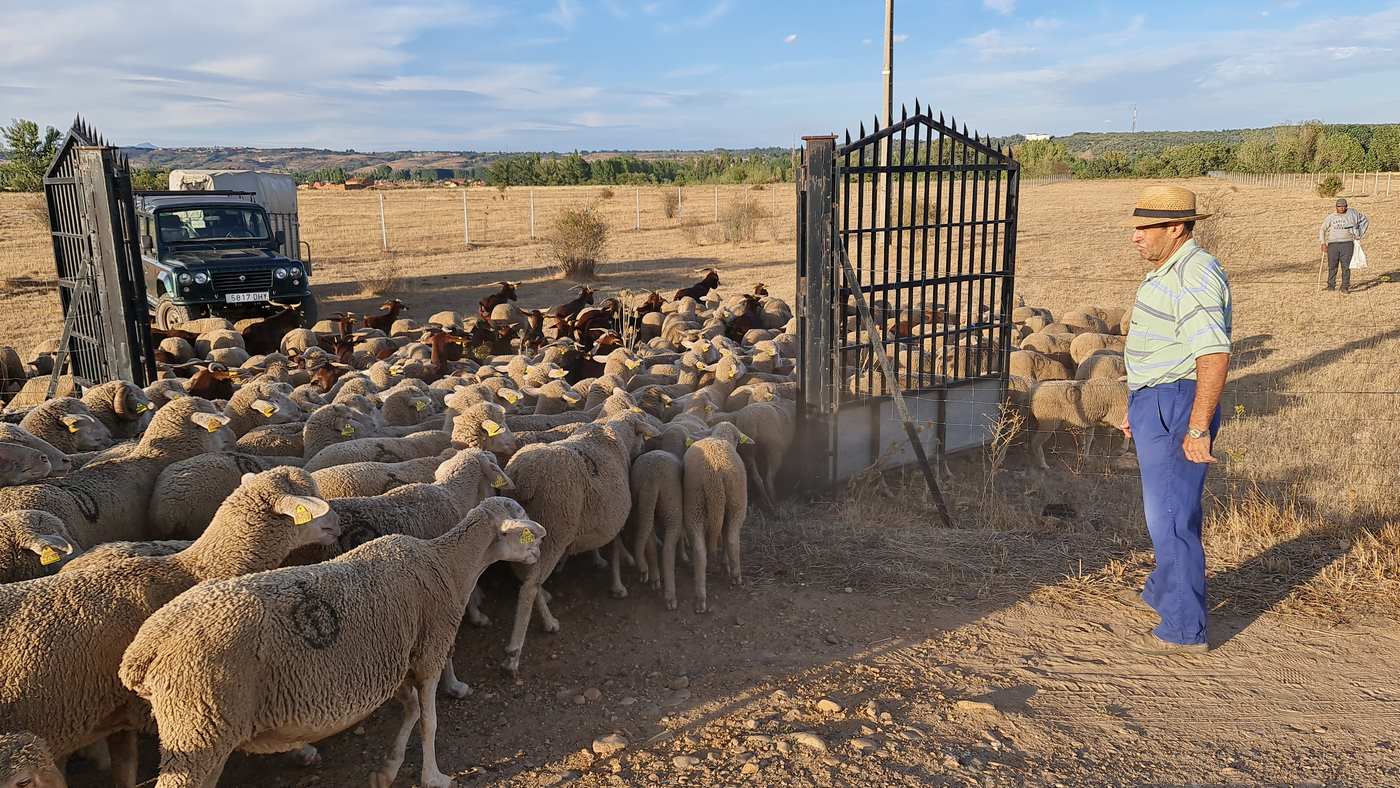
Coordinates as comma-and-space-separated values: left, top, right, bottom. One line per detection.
0, 509, 77, 582
1009, 348, 1072, 382
1075, 350, 1127, 381
0, 732, 65, 788
1026, 379, 1130, 469
0, 467, 339, 787
149, 452, 305, 539
0, 397, 232, 547
628, 449, 682, 591
80, 381, 154, 440
19, 398, 113, 454
671, 421, 749, 613
301, 430, 452, 474
1069, 332, 1127, 366
310, 450, 452, 499
120, 497, 543, 788
222, 380, 302, 437
501, 411, 660, 674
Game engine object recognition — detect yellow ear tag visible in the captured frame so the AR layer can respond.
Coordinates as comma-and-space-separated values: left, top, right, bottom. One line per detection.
414, 400, 427, 412
694, 362, 707, 371
740, 435, 753, 444
548, 369, 568, 379
254, 402, 276, 417
482, 420, 503, 437
341, 424, 356, 438
626, 359, 641, 369
518, 529, 535, 545
134, 402, 150, 414
292, 504, 313, 526
500, 390, 519, 403
205, 420, 223, 434
684, 438, 694, 447
66, 422, 80, 434
39, 546, 61, 566
492, 475, 508, 489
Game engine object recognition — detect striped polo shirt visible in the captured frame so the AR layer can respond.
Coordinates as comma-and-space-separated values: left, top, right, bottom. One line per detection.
1124, 239, 1232, 391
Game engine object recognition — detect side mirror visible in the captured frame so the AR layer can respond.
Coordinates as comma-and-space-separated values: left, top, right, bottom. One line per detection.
141, 235, 154, 253
274, 230, 286, 247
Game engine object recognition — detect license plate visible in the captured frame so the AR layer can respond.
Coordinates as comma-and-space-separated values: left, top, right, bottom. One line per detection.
225, 291, 269, 304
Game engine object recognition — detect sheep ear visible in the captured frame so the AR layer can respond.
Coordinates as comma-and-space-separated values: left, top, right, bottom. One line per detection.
274, 494, 330, 526
547, 368, 568, 379
340, 421, 358, 438
638, 422, 662, 439
738, 432, 754, 444
592, 355, 612, 363
611, 386, 627, 397
190, 412, 231, 433
519, 387, 541, 397
497, 388, 522, 404
490, 470, 515, 490
481, 419, 504, 437
251, 398, 277, 417
241, 472, 259, 485
60, 414, 85, 432
625, 358, 641, 369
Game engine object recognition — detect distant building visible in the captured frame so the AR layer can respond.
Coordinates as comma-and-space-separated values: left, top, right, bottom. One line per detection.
343, 179, 369, 190
1025, 134, 1052, 142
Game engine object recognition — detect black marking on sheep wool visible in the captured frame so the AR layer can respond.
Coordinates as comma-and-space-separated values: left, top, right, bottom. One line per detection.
233, 453, 265, 476
385, 471, 409, 487
290, 581, 341, 649
338, 520, 384, 551
581, 453, 599, 477
373, 445, 399, 464
61, 483, 101, 523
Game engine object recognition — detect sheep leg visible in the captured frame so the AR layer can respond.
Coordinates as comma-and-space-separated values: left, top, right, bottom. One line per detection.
466, 586, 492, 627
438, 647, 471, 699
153, 736, 234, 788
645, 534, 661, 591
692, 505, 715, 615
632, 514, 653, 585
609, 538, 629, 598
370, 682, 420, 788
417, 671, 452, 788
534, 585, 560, 633
109, 730, 139, 788
1030, 421, 1054, 470
590, 548, 608, 569
291, 744, 320, 766
662, 514, 683, 610
504, 545, 564, 675
724, 502, 746, 587
78, 740, 112, 770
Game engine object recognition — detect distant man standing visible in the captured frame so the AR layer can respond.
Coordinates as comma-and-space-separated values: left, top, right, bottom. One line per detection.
1120, 186, 1231, 655
1320, 197, 1369, 293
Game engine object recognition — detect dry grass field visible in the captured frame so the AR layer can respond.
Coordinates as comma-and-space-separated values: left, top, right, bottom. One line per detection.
6, 178, 1400, 785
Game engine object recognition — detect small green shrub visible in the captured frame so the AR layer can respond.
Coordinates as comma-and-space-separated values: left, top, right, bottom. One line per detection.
720, 198, 767, 244
662, 190, 680, 219
1316, 174, 1343, 198
598, 187, 615, 200
546, 207, 609, 280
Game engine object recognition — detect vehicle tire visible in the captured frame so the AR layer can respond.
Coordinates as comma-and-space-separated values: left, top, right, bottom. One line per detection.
155, 295, 193, 331
296, 293, 320, 329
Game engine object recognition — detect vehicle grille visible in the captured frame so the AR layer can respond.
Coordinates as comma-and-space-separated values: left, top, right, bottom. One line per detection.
211, 269, 273, 293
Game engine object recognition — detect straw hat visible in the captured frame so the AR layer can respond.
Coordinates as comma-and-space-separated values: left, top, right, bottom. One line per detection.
1126, 185, 1212, 229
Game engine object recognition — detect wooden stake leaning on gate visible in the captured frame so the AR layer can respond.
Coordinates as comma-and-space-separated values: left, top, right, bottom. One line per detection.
836, 243, 953, 528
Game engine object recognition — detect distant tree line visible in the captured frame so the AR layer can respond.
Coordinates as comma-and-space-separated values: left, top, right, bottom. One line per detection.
481, 151, 795, 188
1014, 122, 1400, 180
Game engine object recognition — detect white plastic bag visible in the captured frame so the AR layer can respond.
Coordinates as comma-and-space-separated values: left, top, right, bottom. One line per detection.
1351, 241, 1368, 270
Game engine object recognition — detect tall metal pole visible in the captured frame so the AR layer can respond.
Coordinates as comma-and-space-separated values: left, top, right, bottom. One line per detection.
378, 192, 388, 252
882, 0, 894, 133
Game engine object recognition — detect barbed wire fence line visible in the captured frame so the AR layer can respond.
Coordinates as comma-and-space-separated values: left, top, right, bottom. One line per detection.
1209, 170, 1399, 197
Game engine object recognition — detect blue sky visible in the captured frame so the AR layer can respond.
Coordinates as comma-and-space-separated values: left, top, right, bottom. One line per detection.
2, 0, 1399, 151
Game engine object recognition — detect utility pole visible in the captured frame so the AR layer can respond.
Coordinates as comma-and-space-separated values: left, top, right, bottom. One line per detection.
1131, 105, 1137, 133
882, 0, 894, 165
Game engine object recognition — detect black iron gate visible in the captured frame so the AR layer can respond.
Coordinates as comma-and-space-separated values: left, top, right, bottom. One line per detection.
797, 102, 1019, 488
43, 118, 157, 394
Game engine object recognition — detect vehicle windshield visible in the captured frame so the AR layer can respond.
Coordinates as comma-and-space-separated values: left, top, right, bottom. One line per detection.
157, 206, 269, 242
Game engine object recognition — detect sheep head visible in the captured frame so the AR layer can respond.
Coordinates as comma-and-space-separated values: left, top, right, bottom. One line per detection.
474, 497, 545, 566
0, 443, 51, 486
2, 510, 75, 570
232, 468, 341, 551
58, 412, 113, 452
0, 731, 64, 788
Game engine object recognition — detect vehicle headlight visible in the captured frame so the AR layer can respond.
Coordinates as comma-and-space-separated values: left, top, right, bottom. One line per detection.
193, 272, 209, 285
274, 267, 288, 280
177, 272, 192, 284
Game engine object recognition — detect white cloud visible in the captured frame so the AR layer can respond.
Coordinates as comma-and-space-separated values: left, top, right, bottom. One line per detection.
893, 33, 909, 43
1030, 17, 1062, 31
962, 29, 1034, 60
784, 34, 798, 44
641, 1, 662, 14
663, 0, 732, 31
664, 64, 721, 79
862, 37, 873, 46
984, 0, 1016, 15
602, 0, 627, 19
1124, 14, 1146, 35
543, 0, 583, 29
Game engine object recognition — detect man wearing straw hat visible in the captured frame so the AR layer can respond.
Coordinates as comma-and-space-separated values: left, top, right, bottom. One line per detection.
1120, 185, 1232, 655
1319, 197, 1369, 293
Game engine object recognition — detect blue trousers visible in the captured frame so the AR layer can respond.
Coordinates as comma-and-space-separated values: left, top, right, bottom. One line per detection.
1128, 379, 1219, 645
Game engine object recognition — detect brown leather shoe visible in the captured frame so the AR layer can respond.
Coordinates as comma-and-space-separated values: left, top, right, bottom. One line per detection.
1126, 632, 1208, 655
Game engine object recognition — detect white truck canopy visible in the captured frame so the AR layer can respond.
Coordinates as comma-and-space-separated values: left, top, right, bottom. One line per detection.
168, 169, 298, 215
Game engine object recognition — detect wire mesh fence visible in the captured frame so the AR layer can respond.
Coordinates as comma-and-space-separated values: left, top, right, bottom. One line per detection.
1210, 170, 1398, 197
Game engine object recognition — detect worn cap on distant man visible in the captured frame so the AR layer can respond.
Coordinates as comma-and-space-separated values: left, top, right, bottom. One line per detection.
1336, 197, 1348, 208
1126, 185, 1213, 229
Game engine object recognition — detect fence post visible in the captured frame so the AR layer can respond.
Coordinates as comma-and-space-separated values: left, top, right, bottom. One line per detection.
635, 187, 641, 231
1389, 172, 1393, 196
378, 192, 388, 252
529, 188, 536, 239
1375, 171, 1380, 195
798, 134, 836, 486
714, 185, 719, 223
677, 186, 683, 217
462, 188, 470, 247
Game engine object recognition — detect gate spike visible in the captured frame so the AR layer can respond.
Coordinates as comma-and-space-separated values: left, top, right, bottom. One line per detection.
901, 104, 908, 123
913, 98, 921, 116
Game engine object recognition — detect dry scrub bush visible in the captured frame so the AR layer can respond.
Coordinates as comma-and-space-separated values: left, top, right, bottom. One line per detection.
720, 198, 767, 244
1316, 174, 1343, 198
750, 183, 766, 191
546, 206, 609, 280
19, 194, 47, 229
597, 187, 615, 201
662, 190, 680, 219
359, 254, 403, 297
1191, 190, 1239, 261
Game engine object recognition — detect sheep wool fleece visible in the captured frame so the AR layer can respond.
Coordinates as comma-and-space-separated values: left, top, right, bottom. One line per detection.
1127, 378, 1219, 646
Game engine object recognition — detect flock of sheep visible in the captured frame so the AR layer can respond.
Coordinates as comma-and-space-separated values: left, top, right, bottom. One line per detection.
0, 269, 798, 788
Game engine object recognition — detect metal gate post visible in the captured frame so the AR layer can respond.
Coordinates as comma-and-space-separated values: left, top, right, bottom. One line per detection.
798, 135, 837, 487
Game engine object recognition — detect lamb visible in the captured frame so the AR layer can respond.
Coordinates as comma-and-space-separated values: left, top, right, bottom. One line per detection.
1075, 350, 1127, 381
80, 381, 154, 440
671, 421, 749, 613
0, 397, 232, 548
380, 381, 436, 426
628, 449, 682, 591
1059, 310, 1110, 334
1019, 332, 1075, 367
19, 398, 113, 454
1009, 349, 1072, 382
1026, 379, 1130, 469
0, 425, 73, 478
0, 467, 340, 788
144, 378, 188, 409
310, 450, 453, 499
502, 410, 660, 674
222, 380, 303, 437
120, 497, 541, 788
0, 510, 77, 582
236, 402, 374, 460
279, 328, 321, 357
522, 379, 583, 415
301, 430, 452, 474
150, 452, 308, 539
707, 399, 794, 505
1069, 332, 1127, 365
0, 732, 65, 788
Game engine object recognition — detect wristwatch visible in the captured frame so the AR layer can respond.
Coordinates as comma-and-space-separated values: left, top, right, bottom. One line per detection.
1187, 428, 1209, 439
